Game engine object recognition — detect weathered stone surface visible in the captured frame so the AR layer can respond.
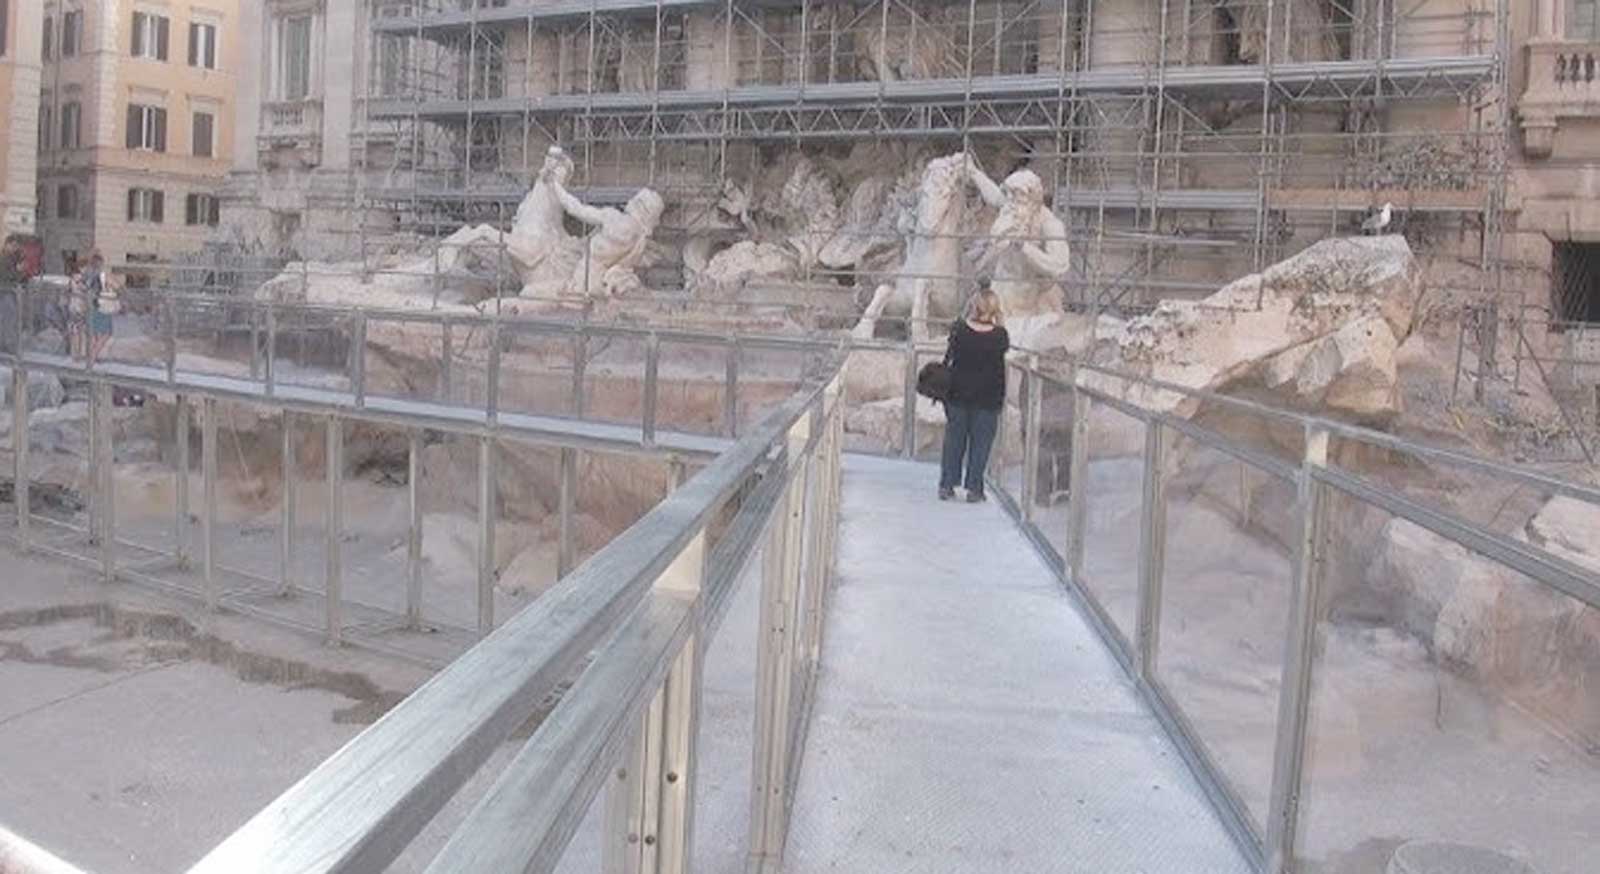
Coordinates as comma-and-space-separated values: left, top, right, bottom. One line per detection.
1365, 513, 1600, 742
1387, 840, 1540, 874
844, 396, 944, 455
1524, 496, 1600, 574
1087, 235, 1419, 418
843, 349, 908, 405
1262, 314, 1400, 421
696, 241, 797, 301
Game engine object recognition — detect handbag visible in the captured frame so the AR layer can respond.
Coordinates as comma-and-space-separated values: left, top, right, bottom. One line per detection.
915, 323, 958, 403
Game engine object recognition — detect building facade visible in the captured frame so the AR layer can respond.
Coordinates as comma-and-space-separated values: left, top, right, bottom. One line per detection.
1, 0, 45, 238
222, 0, 373, 260
34, 0, 239, 275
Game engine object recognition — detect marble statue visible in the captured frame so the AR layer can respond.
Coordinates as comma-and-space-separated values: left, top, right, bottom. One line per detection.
965, 162, 1071, 319
851, 153, 969, 341
545, 161, 664, 298
508, 146, 581, 297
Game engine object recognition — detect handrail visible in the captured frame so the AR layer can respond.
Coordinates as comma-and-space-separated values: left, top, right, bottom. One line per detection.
185, 367, 841, 874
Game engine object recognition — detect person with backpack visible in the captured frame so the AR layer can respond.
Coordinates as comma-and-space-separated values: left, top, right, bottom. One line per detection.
938, 287, 1009, 502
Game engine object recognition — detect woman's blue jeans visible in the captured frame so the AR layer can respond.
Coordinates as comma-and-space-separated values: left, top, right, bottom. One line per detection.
939, 404, 1000, 493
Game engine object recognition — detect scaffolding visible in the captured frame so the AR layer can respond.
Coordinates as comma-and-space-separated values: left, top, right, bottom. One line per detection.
355, 0, 1511, 312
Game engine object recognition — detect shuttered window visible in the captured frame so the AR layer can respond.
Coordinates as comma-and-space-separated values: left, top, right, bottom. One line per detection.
132, 11, 170, 60
126, 104, 168, 152
192, 111, 214, 158
185, 194, 220, 227
188, 22, 217, 69
127, 188, 164, 223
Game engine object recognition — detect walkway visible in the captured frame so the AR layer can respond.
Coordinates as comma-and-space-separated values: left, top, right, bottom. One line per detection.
781, 456, 1252, 873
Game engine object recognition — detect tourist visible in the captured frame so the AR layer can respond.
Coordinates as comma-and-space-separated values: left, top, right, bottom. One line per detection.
82, 252, 114, 364
939, 287, 1009, 502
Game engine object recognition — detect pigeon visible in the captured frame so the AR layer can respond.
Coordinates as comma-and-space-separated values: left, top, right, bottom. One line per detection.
1361, 202, 1392, 235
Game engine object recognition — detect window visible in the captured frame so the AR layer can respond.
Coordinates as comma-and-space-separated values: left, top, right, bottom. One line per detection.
185, 193, 220, 227
62, 10, 81, 57
1573, 0, 1600, 40
127, 188, 164, 223
42, 15, 52, 60
38, 105, 52, 151
132, 11, 170, 61
57, 186, 79, 221
188, 21, 217, 69
126, 104, 168, 151
60, 102, 81, 150
1554, 243, 1600, 325
1, 0, 10, 58
192, 111, 214, 158
280, 16, 312, 100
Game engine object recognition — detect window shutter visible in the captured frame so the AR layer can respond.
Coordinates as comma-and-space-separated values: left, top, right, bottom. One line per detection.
194, 112, 214, 158
131, 13, 144, 56
1, 0, 9, 59
188, 23, 198, 65
185, 194, 197, 225
42, 16, 52, 60
154, 108, 167, 152
127, 190, 137, 221
156, 17, 169, 61
206, 27, 217, 69
152, 191, 164, 223
126, 106, 141, 149
209, 197, 221, 227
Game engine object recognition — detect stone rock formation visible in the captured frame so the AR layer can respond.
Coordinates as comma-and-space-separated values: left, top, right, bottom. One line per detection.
853, 153, 972, 341
1365, 497, 1600, 745
690, 157, 841, 299
1085, 235, 1420, 421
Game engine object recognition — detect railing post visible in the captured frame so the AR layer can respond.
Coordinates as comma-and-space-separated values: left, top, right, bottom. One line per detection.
202, 397, 219, 611
1265, 426, 1330, 873
643, 332, 660, 447
163, 295, 177, 385
1134, 417, 1169, 677
13, 366, 29, 552
486, 322, 502, 425
901, 334, 917, 458
350, 312, 368, 408
748, 412, 813, 872
572, 330, 588, 417
280, 410, 295, 597
603, 476, 705, 874
440, 317, 453, 402
1020, 355, 1043, 521
724, 340, 740, 437
264, 304, 277, 398
325, 415, 344, 645
174, 394, 189, 568
558, 446, 577, 579
95, 383, 115, 582
249, 306, 262, 381
1064, 374, 1091, 582
477, 435, 496, 633
407, 429, 423, 629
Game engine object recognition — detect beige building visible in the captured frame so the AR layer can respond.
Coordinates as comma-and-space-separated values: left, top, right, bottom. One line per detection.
223, 0, 373, 260
35, 0, 239, 275
1, 0, 45, 237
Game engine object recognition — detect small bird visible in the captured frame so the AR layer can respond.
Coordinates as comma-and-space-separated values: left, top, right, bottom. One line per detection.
1361, 202, 1392, 235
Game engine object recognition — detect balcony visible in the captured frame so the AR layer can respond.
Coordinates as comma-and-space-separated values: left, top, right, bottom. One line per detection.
1518, 39, 1600, 159
258, 98, 324, 169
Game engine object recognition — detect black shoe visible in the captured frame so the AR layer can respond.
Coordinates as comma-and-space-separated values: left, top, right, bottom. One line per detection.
938, 487, 955, 501
966, 490, 986, 503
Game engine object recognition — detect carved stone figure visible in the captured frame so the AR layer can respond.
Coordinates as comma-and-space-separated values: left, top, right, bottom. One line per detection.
509, 146, 581, 297
546, 164, 664, 299
852, 154, 969, 341
965, 162, 1071, 319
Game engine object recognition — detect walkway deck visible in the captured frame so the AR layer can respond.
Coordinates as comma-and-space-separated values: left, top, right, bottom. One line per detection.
780, 456, 1251, 872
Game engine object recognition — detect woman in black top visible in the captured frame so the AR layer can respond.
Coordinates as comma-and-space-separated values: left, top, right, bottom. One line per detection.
940, 288, 1010, 502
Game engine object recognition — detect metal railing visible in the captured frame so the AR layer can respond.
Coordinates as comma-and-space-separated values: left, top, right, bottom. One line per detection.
180, 367, 844, 874
984, 350, 1600, 874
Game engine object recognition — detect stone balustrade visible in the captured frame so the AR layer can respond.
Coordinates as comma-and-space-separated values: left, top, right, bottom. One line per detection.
1518, 39, 1600, 158
257, 99, 325, 169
